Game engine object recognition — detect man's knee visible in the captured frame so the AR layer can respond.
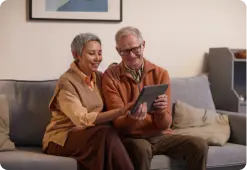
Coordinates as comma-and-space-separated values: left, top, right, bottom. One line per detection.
188, 136, 208, 155
123, 138, 153, 159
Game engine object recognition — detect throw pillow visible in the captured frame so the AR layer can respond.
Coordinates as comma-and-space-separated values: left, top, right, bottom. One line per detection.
0, 95, 15, 151
172, 100, 230, 146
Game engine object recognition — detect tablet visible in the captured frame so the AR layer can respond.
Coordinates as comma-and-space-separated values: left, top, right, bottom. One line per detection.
130, 84, 169, 114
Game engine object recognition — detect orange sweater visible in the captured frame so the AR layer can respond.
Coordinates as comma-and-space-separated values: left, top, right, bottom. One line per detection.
102, 58, 172, 137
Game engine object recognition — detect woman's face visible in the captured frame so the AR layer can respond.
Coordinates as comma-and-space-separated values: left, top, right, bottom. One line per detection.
77, 41, 102, 75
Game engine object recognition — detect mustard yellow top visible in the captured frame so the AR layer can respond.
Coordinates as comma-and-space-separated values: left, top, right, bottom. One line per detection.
42, 62, 103, 151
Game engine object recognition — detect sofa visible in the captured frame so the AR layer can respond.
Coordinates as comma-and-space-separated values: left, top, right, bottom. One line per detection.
0, 75, 246, 170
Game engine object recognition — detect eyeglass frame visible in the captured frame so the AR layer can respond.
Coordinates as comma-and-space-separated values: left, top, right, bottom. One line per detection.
118, 43, 143, 56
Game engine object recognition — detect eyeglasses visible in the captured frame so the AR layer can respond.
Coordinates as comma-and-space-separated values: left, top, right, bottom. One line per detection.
119, 44, 142, 56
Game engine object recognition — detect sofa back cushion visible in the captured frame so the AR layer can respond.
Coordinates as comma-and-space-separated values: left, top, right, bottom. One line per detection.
171, 75, 216, 111
0, 80, 56, 146
0, 75, 214, 146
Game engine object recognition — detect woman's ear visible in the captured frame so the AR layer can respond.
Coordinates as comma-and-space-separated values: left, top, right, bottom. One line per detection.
72, 51, 78, 60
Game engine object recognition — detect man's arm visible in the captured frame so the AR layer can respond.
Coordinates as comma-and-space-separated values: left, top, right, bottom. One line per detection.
152, 69, 172, 130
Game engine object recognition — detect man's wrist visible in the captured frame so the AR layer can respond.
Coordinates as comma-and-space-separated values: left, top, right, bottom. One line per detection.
154, 111, 166, 121
154, 109, 166, 115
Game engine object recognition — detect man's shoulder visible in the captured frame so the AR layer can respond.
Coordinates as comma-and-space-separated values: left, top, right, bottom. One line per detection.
96, 70, 103, 76
146, 60, 169, 75
103, 64, 121, 79
155, 65, 169, 75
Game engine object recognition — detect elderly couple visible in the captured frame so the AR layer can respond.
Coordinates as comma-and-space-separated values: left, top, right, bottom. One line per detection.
42, 26, 208, 170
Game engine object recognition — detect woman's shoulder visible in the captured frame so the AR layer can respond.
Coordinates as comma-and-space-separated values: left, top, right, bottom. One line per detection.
56, 69, 77, 87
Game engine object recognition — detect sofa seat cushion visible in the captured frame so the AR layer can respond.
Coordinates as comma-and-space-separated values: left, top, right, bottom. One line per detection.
0, 147, 78, 170
150, 143, 245, 170
207, 143, 246, 169
150, 155, 185, 170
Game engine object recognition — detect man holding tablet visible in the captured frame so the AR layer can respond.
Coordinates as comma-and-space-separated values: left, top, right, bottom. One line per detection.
102, 26, 208, 170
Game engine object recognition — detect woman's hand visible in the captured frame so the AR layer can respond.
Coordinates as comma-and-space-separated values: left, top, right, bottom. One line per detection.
128, 102, 147, 120
118, 102, 135, 116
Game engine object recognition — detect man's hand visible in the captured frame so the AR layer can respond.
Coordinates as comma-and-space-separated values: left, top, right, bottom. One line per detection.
152, 94, 168, 114
128, 102, 147, 120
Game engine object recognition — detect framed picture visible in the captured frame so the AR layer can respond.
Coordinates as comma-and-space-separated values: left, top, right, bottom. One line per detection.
29, 0, 122, 22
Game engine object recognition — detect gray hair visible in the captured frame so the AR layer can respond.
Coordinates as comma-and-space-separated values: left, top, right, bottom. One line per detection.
71, 33, 101, 60
115, 26, 143, 45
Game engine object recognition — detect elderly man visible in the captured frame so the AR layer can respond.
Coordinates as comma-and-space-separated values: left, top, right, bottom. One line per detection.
102, 26, 209, 170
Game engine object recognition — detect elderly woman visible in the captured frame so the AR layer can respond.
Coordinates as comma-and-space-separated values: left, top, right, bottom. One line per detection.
42, 33, 134, 170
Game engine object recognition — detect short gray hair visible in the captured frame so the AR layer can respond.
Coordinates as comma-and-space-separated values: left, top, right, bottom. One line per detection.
71, 33, 101, 60
115, 26, 143, 45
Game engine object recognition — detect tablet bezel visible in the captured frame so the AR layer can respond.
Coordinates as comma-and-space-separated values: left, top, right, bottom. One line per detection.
130, 84, 169, 114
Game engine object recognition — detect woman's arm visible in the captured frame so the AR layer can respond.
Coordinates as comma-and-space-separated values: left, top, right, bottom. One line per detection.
95, 103, 133, 124
57, 89, 132, 127
57, 89, 98, 128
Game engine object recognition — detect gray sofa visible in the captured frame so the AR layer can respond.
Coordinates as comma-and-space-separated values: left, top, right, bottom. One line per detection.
0, 75, 245, 170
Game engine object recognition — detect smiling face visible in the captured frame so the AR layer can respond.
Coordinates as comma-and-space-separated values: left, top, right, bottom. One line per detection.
76, 40, 102, 76
116, 34, 145, 70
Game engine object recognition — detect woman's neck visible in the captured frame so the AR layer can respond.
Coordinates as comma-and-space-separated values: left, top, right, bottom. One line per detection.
76, 62, 92, 78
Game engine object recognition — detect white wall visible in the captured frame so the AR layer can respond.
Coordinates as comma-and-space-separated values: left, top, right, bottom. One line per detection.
0, 0, 245, 80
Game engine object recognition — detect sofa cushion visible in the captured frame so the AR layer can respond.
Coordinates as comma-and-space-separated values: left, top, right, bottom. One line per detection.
0, 95, 15, 151
171, 75, 216, 111
150, 143, 245, 170
172, 100, 230, 146
150, 155, 185, 170
0, 147, 77, 170
173, 100, 219, 128
0, 144, 244, 170
207, 143, 246, 169
0, 80, 57, 146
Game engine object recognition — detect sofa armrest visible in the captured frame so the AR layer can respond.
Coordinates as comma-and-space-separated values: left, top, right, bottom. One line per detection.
217, 110, 246, 145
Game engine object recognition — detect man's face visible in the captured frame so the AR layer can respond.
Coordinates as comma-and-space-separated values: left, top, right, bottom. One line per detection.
116, 34, 145, 70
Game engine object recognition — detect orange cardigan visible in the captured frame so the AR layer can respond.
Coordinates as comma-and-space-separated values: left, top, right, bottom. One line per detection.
102, 58, 172, 137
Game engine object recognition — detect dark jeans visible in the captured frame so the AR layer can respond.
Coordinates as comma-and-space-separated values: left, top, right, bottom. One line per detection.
122, 134, 208, 170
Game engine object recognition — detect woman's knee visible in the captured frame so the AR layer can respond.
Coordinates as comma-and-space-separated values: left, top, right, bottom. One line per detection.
96, 125, 118, 137
100, 125, 121, 144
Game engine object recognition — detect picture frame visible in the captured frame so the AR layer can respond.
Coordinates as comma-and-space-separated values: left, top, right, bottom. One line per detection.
29, 0, 122, 22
